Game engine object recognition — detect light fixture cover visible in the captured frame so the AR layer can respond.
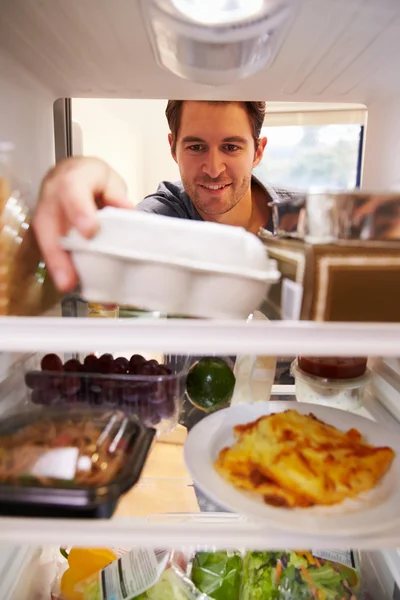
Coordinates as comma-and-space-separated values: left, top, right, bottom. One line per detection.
170, 0, 265, 26
141, 0, 296, 85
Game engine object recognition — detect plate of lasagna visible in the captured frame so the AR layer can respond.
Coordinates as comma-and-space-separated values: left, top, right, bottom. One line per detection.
184, 401, 399, 535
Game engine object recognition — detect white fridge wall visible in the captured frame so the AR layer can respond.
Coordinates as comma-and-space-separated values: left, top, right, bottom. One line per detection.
71, 98, 180, 203
0, 48, 55, 204
0, 544, 41, 600
362, 100, 400, 190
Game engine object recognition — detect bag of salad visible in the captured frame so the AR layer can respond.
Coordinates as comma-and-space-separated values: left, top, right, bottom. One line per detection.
242, 550, 360, 600
170, 549, 361, 600
188, 551, 243, 600
168, 550, 243, 600
63, 547, 361, 600
77, 548, 193, 600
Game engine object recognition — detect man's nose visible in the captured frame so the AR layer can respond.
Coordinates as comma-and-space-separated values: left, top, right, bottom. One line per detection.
202, 149, 226, 179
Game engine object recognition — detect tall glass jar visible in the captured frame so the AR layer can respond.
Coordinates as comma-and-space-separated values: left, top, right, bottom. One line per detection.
0, 142, 61, 316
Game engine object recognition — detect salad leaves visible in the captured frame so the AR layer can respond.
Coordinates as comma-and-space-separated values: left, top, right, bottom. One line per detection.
134, 569, 189, 599
190, 551, 243, 600
241, 551, 360, 600
242, 551, 283, 600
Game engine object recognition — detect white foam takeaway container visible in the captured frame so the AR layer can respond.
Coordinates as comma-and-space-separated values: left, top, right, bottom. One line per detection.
61, 207, 280, 319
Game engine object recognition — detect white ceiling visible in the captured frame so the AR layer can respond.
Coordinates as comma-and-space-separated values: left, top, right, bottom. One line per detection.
1, 0, 399, 104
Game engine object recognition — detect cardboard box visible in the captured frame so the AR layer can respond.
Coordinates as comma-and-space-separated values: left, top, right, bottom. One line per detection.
261, 236, 400, 322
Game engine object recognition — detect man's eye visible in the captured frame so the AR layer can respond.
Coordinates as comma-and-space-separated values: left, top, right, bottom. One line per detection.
223, 144, 240, 152
187, 144, 205, 152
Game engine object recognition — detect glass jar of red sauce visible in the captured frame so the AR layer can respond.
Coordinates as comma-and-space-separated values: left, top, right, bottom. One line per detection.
291, 356, 370, 410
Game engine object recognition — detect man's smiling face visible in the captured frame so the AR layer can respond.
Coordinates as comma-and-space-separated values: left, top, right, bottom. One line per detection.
170, 101, 266, 218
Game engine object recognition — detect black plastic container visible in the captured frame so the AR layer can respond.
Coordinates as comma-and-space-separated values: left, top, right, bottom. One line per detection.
0, 409, 155, 518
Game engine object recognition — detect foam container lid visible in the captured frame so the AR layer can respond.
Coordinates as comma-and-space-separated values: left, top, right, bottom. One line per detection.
62, 208, 281, 319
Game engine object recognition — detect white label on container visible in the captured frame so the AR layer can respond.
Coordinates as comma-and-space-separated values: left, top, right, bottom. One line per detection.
31, 447, 79, 480
100, 548, 169, 600
311, 549, 355, 569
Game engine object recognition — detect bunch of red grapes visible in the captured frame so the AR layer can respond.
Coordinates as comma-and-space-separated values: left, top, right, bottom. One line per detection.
25, 353, 179, 427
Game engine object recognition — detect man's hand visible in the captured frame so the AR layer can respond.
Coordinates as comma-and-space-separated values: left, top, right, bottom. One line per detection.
353, 193, 400, 221
353, 194, 400, 239
33, 157, 132, 292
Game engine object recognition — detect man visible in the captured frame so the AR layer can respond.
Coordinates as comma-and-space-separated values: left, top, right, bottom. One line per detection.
34, 100, 294, 292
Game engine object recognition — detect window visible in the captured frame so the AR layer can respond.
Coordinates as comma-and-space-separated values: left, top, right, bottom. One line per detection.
254, 123, 364, 191
254, 103, 367, 192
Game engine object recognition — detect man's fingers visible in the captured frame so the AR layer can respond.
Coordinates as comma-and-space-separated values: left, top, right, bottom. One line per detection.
354, 196, 400, 222
102, 166, 132, 209
353, 198, 381, 222
33, 206, 77, 291
40, 167, 99, 239
46, 246, 77, 292
104, 194, 134, 210
33, 157, 132, 292
42, 157, 132, 237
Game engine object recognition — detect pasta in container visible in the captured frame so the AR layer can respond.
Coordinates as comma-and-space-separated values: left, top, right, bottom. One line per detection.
0, 408, 155, 518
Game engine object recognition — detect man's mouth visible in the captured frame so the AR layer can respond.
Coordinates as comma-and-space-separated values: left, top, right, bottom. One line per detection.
199, 183, 231, 190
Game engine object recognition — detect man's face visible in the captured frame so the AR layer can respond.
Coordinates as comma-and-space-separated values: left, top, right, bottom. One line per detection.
169, 102, 267, 217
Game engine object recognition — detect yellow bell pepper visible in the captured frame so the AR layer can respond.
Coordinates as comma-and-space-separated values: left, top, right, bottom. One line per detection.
60, 548, 117, 600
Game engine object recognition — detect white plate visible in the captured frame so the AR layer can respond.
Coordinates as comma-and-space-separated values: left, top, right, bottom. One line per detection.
184, 401, 400, 537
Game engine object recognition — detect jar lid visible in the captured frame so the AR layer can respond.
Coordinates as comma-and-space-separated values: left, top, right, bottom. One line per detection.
291, 359, 371, 389
298, 356, 368, 380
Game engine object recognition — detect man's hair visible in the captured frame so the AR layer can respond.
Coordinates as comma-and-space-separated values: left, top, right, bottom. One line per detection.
166, 100, 266, 153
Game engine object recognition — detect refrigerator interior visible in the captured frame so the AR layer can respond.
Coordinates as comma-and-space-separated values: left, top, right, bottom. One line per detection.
1, 0, 400, 598
0, 340, 400, 598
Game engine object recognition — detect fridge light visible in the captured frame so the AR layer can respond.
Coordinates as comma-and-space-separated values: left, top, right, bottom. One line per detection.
170, 0, 264, 25
141, 0, 295, 85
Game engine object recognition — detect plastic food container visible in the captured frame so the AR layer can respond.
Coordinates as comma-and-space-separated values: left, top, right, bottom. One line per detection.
268, 190, 400, 242
61, 208, 281, 319
24, 352, 188, 435
231, 311, 277, 405
291, 359, 371, 410
0, 408, 155, 518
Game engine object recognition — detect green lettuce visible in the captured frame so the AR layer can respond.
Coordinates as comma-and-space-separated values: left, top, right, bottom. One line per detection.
190, 551, 243, 600
278, 565, 312, 600
288, 552, 308, 570
241, 551, 360, 600
242, 552, 284, 600
134, 569, 189, 599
